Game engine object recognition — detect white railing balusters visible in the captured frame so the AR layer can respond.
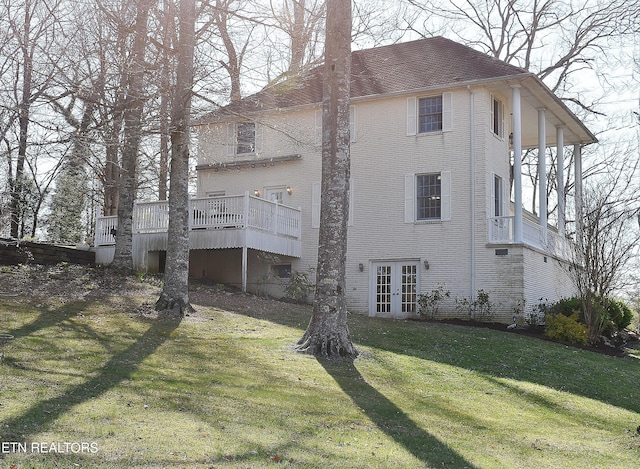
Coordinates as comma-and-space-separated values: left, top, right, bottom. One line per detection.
94, 194, 302, 247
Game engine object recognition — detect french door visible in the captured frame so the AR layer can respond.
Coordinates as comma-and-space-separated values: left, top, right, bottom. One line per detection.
370, 261, 419, 317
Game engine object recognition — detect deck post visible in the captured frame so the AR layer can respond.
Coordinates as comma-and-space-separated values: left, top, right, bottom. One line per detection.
243, 191, 250, 228
274, 201, 279, 235
241, 245, 248, 293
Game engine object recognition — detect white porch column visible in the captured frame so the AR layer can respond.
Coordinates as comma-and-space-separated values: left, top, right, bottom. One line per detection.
538, 109, 547, 243
574, 144, 583, 239
556, 126, 565, 236
512, 85, 523, 243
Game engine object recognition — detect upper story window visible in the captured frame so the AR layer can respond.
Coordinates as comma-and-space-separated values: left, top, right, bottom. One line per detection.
406, 93, 452, 136
491, 96, 505, 138
416, 173, 442, 220
419, 96, 443, 133
227, 121, 260, 156
404, 171, 451, 223
236, 122, 255, 154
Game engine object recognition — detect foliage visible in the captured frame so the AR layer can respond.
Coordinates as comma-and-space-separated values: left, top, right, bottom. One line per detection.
417, 284, 450, 319
605, 298, 634, 332
524, 298, 549, 326
283, 269, 314, 303
547, 296, 634, 344
456, 289, 494, 321
545, 311, 588, 345
549, 297, 583, 318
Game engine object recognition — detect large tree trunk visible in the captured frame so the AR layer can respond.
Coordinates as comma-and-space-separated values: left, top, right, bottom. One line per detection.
9, 1, 34, 239
155, 0, 196, 317
111, 0, 153, 272
296, 0, 357, 359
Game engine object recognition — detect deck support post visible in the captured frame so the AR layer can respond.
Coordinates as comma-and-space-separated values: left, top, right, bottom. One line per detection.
242, 245, 248, 293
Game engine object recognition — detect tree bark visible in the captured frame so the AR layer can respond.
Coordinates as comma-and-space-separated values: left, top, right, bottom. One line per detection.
9, 0, 34, 239
296, 0, 357, 359
155, 0, 196, 318
111, 0, 153, 272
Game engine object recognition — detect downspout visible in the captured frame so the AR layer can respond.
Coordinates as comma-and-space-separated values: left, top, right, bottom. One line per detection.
468, 85, 476, 318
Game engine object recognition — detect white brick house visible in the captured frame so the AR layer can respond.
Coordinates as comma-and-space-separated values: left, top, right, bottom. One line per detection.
95, 37, 596, 322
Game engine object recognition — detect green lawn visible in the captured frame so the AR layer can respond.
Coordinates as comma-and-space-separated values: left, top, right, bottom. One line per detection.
0, 279, 638, 468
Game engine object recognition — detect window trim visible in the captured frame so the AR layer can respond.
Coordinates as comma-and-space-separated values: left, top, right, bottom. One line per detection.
226, 121, 262, 156
416, 173, 442, 220
406, 93, 453, 136
404, 171, 451, 223
491, 173, 507, 218
491, 95, 505, 139
418, 96, 444, 133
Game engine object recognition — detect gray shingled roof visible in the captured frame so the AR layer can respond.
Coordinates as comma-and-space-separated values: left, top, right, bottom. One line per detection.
200, 36, 529, 121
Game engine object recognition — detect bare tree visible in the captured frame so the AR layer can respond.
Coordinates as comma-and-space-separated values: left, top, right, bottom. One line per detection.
1, 0, 65, 239
155, 0, 196, 316
296, 0, 357, 359
111, 0, 154, 272
269, 0, 325, 76
569, 153, 640, 343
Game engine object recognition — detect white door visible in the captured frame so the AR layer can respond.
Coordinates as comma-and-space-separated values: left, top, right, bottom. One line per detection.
370, 261, 419, 317
265, 186, 289, 204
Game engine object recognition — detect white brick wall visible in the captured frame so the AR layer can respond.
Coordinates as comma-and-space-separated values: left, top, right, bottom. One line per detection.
192, 86, 576, 322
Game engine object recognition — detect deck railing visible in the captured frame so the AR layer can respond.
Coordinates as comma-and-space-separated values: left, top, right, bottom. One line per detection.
95, 193, 301, 246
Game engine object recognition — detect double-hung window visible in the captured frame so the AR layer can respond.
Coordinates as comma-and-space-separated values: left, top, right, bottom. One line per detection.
406, 93, 453, 136
416, 173, 441, 220
418, 96, 443, 133
404, 171, 451, 223
227, 121, 260, 156
491, 96, 505, 138
236, 122, 255, 154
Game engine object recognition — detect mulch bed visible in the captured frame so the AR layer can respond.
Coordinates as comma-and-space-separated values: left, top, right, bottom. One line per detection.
415, 318, 639, 358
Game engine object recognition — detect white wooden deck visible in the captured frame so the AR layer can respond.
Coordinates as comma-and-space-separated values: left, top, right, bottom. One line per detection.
94, 193, 302, 259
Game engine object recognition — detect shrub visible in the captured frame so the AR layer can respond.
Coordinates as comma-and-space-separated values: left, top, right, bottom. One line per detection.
549, 297, 582, 319
455, 290, 494, 321
283, 270, 314, 303
605, 298, 634, 331
545, 311, 588, 345
417, 285, 450, 319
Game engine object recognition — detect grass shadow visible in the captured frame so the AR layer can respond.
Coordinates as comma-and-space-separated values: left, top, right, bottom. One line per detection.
319, 358, 477, 468
1, 314, 181, 443
221, 297, 640, 415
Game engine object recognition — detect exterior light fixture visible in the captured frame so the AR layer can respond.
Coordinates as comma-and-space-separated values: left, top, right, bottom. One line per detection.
358, 263, 364, 272
254, 189, 260, 197
424, 260, 430, 270
286, 185, 292, 195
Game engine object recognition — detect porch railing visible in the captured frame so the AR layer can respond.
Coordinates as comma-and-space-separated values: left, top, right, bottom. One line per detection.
488, 215, 572, 258
95, 192, 301, 246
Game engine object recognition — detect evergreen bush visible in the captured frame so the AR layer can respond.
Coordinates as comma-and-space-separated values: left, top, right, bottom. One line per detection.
545, 311, 588, 345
